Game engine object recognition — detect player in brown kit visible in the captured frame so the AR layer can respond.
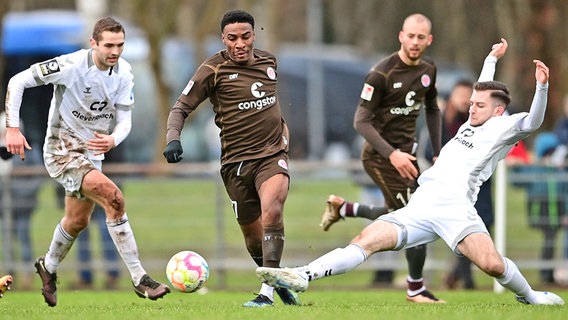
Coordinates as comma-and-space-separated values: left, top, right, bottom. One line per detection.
163, 9, 299, 307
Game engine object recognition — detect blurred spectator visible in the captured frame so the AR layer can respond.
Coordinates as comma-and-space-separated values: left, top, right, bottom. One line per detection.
506, 140, 531, 167
552, 93, 568, 262
552, 93, 568, 167
511, 132, 568, 285
0, 113, 44, 290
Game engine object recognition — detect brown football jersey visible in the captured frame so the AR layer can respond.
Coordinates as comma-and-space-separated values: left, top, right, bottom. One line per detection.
167, 48, 289, 165
359, 52, 438, 160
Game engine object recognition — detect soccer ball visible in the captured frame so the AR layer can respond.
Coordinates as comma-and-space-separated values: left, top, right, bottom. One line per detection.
554, 268, 568, 286
165, 250, 209, 293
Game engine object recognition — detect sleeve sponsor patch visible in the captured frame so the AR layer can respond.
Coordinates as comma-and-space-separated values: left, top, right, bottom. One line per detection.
182, 80, 194, 95
360, 83, 374, 101
38, 59, 61, 76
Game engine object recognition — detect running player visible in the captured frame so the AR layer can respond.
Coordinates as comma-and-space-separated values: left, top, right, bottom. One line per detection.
4, 16, 169, 307
320, 13, 443, 302
163, 9, 299, 307
258, 41, 564, 305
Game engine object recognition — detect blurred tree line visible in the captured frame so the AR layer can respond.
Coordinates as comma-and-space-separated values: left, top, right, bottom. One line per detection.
0, 0, 566, 161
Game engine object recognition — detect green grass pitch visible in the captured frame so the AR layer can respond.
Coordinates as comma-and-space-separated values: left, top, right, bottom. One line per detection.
1, 289, 566, 320
1, 174, 566, 319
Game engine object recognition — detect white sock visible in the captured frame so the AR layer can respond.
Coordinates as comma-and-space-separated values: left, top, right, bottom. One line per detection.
306, 244, 368, 281
106, 213, 146, 285
258, 283, 274, 301
45, 222, 76, 273
496, 257, 531, 298
352, 203, 360, 217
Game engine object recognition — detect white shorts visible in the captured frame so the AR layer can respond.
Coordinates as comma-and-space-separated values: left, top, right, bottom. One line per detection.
43, 125, 104, 198
378, 186, 489, 255
44, 148, 102, 200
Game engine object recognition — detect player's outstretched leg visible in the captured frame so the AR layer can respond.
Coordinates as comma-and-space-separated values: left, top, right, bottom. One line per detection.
133, 274, 170, 300
320, 195, 345, 231
256, 267, 309, 293
516, 291, 564, 305
0, 275, 13, 298
105, 214, 170, 300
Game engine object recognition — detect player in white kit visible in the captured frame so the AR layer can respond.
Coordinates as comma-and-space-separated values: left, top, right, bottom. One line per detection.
256, 39, 565, 305
4, 16, 169, 307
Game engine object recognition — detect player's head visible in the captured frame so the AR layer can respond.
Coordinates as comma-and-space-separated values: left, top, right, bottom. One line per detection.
221, 9, 255, 32
398, 13, 433, 65
449, 79, 474, 115
221, 9, 255, 64
469, 81, 510, 127
90, 17, 125, 70
92, 17, 125, 43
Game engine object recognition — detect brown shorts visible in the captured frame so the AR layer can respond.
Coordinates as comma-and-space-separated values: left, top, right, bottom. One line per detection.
220, 151, 290, 225
362, 156, 419, 210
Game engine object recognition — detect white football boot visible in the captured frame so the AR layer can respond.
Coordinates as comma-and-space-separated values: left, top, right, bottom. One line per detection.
256, 267, 309, 293
515, 291, 565, 305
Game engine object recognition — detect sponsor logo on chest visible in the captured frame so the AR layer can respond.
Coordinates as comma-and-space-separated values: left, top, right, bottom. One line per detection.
238, 81, 276, 110
453, 128, 475, 149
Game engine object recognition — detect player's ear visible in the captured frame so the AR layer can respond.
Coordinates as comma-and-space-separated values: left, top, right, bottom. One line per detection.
495, 105, 505, 116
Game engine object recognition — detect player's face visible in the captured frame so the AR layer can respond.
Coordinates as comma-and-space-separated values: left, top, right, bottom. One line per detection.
222, 22, 255, 64
398, 20, 432, 65
449, 85, 473, 114
90, 31, 125, 70
469, 90, 504, 127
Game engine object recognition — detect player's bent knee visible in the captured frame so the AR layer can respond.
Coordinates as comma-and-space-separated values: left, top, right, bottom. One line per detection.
63, 215, 89, 235
479, 257, 505, 277
352, 222, 399, 254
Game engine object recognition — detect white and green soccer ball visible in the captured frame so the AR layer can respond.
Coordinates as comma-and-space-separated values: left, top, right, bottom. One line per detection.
165, 250, 209, 293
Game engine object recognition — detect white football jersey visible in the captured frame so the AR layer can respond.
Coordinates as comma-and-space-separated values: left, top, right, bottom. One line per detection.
32, 49, 134, 159
418, 113, 529, 204
417, 55, 546, 206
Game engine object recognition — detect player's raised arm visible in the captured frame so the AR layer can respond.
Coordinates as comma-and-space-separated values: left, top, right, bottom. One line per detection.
518, 60, 550, 133
533, 59, 549, 85
478, 38, 508, 82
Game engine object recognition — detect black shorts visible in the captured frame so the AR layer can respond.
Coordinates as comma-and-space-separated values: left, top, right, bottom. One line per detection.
220, 151, 290, 225
362, 156, 419, 210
